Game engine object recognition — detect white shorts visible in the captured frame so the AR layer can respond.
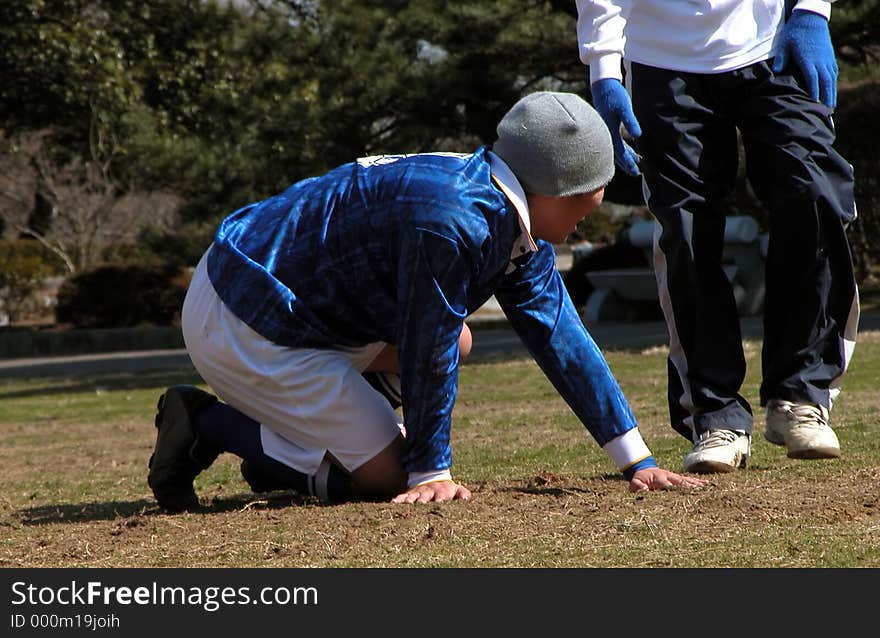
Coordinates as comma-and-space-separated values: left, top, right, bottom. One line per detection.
181, 248, 403, 475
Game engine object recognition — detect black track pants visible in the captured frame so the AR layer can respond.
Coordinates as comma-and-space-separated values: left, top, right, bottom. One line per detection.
627, 60, 859, 441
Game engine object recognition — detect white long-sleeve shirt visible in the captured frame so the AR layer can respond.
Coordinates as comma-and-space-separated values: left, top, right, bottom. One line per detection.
576, 0, 833, 83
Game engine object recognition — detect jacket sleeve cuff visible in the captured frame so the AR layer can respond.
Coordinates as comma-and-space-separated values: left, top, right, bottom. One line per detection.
602, 428, 653, 472
793, 0, 831, 19
407, 469, 453, 489
589, 53, 624, 84
621, 456, 658, 481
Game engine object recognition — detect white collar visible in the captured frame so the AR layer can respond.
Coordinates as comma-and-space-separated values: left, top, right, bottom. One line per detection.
488, 151, 538, 254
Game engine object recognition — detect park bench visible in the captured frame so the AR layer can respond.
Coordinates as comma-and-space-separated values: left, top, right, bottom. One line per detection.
581, 215, 767, 323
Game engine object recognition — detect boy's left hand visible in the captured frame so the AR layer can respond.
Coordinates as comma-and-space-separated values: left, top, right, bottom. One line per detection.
629, 467, 709, 492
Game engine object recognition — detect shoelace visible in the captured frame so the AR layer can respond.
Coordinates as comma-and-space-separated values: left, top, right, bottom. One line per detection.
695, 429, 740, 449
786, 403, 829, 429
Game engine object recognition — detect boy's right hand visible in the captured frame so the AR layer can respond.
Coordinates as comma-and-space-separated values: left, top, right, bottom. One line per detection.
590, 78, 643, 176
391, 480, 471, 504
629, 467, 709, 492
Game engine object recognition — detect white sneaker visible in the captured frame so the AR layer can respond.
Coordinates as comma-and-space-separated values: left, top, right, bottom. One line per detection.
683, 429, 750, 474
764, 400, 840, 459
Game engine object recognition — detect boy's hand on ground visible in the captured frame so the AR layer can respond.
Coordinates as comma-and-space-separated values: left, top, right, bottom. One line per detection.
391, 480, 471, 504
629, 468, 709, 492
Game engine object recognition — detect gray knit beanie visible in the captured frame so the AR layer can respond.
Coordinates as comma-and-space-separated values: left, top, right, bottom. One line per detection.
493, 91, 614, 197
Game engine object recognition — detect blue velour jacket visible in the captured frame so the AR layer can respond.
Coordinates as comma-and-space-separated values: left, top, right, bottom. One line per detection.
207, 147, 638, 475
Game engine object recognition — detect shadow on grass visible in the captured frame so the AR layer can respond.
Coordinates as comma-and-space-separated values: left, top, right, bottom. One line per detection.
0, 369, 206, 400
15, 491, 323, 525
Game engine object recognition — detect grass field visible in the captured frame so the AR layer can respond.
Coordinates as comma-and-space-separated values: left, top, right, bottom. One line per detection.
0, 330, 878, 568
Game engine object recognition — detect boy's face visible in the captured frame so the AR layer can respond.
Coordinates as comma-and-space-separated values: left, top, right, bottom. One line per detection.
527, 188, 605, 244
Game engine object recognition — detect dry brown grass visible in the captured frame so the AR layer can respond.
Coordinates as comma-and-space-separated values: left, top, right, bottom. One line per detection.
1, 334, 878, 568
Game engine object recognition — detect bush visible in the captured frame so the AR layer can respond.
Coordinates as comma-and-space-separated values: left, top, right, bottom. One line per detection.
55, 263, 190, 328
0, 240, 65, 324
835, 80, 880, 281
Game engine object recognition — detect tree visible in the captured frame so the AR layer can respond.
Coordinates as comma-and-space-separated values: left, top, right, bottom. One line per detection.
831, 0, 880, 69
836, 80, 880, 280
3, 0, 878, 278
0, 240, 60, 323
0, 0, 141, 153
0, 128, 180, 273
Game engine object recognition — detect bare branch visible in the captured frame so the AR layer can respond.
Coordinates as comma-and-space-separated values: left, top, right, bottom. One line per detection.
1, 127, 181, 273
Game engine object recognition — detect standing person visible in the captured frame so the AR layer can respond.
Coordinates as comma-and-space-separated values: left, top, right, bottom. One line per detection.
576, 1, 859, 473
147, 91, 708, 511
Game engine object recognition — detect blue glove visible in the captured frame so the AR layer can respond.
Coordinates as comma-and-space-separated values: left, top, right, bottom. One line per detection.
590, 78, 642, 177
772, 10, 838, 108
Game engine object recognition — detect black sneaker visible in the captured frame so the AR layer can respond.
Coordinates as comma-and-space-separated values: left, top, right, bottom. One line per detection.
147, 385, 220, 511
240, 459, 288, 494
